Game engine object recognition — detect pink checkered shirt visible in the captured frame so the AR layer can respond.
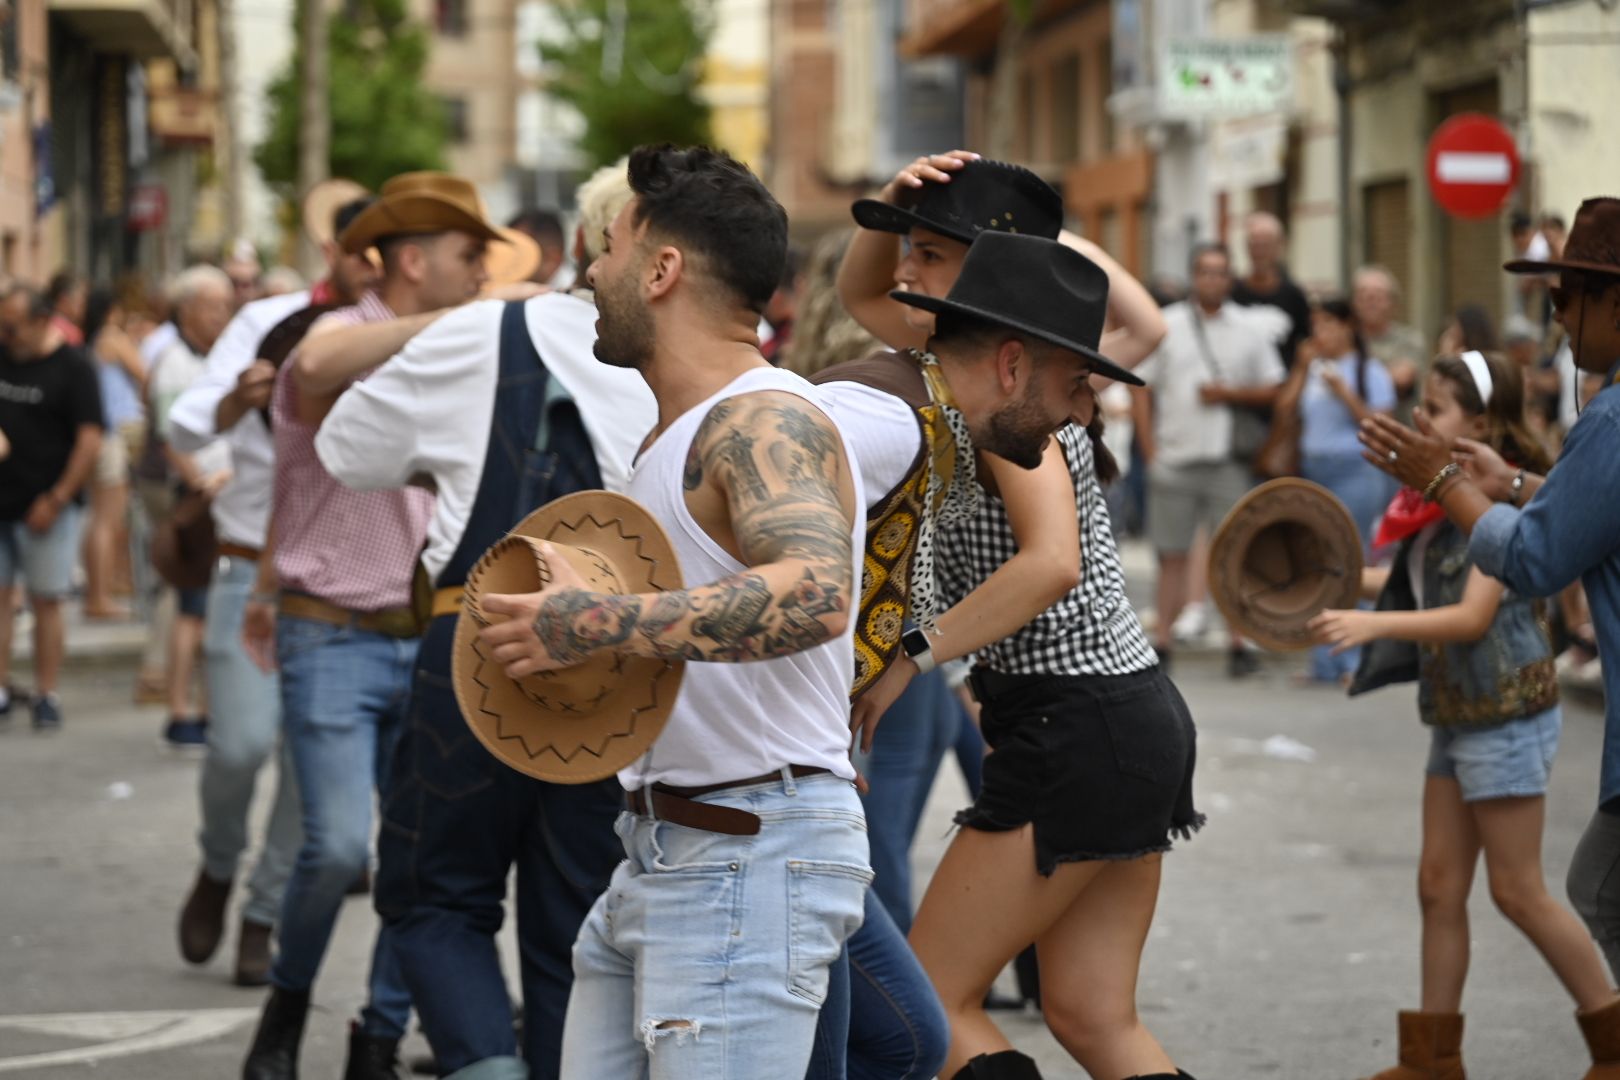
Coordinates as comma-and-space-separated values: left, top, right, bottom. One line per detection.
270, 291, 435, 612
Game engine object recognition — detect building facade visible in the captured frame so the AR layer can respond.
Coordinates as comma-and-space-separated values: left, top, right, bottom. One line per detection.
0, 0, 57, 282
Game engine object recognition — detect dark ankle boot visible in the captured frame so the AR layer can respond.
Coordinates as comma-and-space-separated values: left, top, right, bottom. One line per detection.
342, 1022, 402, 1080
951, 1050, 1044, 1079
178, 869, 232, 964
242, 987, 309, 1080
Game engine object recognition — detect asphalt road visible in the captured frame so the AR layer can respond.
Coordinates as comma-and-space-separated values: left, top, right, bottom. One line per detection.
0, 652, 1602, 1078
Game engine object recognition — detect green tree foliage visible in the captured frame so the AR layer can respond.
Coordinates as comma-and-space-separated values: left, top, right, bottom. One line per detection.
255, 0, 448, 193
541, 0, 714, 170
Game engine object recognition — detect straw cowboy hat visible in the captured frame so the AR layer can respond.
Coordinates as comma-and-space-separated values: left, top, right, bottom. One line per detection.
484, 227, 542, 289
1209, 478, 1364, 652
301, 178, 371, 247
453, 491, 686, 784
338, 171, 505, 255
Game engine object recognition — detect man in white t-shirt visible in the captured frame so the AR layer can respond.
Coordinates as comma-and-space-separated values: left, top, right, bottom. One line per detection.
1135, 242, 1284, 674
476, 145, 868, 1080
305, 163, 649, 1080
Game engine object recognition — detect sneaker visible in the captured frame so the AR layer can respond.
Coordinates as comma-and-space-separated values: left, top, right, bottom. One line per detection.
31, 693, 62, 732
0, 685, 13, 723
1227, 646, 1262, 680
1171, 601, 1209, 644
163, 716, 208, 752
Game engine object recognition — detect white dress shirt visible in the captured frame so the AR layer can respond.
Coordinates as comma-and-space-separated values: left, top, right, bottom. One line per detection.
315, 292, 659, 583
168, 290, 312, 549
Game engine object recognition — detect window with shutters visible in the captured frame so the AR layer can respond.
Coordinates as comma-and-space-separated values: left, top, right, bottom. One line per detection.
1052, 53, 1081, 164
1364, 178, 1412, 321
1436, 82, 1505, 335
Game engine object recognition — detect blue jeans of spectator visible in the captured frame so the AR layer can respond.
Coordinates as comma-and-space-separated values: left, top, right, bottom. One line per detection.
1303, 452, 1394, 682
560, 773, 871, 1079
377, 614, 624, 1079
198, 555, 301, 927
272, 614, 415, 1039
860, 669, 963, 932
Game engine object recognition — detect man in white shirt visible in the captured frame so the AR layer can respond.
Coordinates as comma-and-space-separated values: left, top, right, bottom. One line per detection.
1135, 242, 1284, 674
476, 144, 868, 1080
166, 194, 377, 988
310, 163, 654, 1080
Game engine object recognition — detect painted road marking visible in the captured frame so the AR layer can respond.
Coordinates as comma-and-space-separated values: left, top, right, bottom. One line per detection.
0, 1009, 256, 1072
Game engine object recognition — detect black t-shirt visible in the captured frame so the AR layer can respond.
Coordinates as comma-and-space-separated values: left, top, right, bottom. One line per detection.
0, 344, 105, 520
1233, 272, 1313, 369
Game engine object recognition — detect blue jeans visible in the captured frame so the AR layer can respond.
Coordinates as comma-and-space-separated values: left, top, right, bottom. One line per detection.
860, 670, 964, 933
271, 614, 415, 1039
198, 556, 300, 926
1303, 452, 1394, 682
377, 615, 624, 1079
561, 772, 872, 1079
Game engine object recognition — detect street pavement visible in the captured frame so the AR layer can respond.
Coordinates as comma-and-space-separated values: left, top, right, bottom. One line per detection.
0, 638, 1604, 1077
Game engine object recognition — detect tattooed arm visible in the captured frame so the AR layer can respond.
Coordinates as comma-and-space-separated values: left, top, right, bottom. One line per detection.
479, 391, 856, 676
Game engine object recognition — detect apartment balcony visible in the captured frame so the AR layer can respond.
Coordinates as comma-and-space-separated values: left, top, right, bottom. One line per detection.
899, 0, 1086, 59
48, 0, 195, 64
1263, 0, 1405, 19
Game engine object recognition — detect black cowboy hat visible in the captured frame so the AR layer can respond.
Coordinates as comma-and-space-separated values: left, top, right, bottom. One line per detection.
852, 159, 1065, 245
1504, 196, 1620, 278
891, 231, 1143, 387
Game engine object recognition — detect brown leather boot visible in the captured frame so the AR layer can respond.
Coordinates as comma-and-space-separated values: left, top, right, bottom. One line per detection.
178, 870, 231, 965
1364, 1011, 1465, 1080
234, 919, 273, 987
1578, 996, 1620, 1079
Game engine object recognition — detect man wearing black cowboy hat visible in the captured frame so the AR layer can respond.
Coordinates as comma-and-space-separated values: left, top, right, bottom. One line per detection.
1361, 195, 1620, 1074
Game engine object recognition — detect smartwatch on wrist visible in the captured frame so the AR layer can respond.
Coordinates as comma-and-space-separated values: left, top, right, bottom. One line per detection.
900, 627, 937, 675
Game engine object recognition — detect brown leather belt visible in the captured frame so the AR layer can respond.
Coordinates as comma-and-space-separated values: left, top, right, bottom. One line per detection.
217, 542, 262, 562
430, 586, 464, 619
278, 592, 421, 639
625, 765, 834, 836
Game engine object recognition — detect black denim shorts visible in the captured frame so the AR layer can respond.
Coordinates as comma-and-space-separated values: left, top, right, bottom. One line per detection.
957, 666, 1205, 875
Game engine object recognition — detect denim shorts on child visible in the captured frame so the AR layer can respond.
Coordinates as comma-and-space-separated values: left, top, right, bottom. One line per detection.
1425, 707, 1561, 802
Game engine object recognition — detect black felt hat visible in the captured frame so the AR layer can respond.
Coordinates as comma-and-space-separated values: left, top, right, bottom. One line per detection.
852, 159, 1064, 244
891, 231, 1142, 387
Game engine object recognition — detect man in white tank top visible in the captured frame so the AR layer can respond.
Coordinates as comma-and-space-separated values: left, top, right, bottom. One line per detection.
478, 146, 870, 1079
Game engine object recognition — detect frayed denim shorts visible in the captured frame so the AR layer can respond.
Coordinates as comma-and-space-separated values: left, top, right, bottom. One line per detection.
1425, 707, 1561, 802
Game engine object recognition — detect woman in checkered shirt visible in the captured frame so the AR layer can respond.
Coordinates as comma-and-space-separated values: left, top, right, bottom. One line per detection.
843, 154, 1201, 1080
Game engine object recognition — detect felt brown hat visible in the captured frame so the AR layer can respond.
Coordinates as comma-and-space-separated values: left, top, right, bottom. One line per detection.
338, 171, 505, 255
452, 491, 686, 784
301, 178, 370, 247
483, 226, 542, 289
1504, 196, 1620, 278
1209, 478, 1363, 652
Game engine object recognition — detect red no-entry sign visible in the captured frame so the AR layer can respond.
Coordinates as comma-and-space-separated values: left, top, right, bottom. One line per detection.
1426, 113, 1521, 219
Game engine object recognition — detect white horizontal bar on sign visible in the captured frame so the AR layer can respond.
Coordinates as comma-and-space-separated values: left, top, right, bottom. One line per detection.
1435, 152, 1512, 184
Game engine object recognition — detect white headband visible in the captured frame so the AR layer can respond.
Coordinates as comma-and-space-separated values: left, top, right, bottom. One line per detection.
1460, 350, 1493, 407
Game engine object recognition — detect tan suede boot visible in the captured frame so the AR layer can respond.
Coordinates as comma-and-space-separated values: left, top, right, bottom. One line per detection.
1578, 997, 1620, 1079
1364, 1011, 1465, 1080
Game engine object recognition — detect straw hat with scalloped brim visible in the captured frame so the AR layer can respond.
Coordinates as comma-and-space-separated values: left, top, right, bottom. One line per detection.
452, 490, 686, 784
301, 178, 370, 247
1208, 478, 1364, 653
484, 227, 542, 289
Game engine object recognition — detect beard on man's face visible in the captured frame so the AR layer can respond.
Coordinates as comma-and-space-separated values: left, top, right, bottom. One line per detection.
977, 380, 1053, 470
591, 268, 655, 370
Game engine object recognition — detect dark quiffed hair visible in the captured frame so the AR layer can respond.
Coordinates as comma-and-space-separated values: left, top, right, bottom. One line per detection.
627, 144, 788, 313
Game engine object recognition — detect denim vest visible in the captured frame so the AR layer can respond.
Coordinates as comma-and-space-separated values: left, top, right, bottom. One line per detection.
1351, 521, 1558, 727
439, 301, 603, 589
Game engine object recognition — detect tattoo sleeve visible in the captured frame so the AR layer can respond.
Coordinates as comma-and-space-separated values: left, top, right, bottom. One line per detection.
527, 393, 857, 666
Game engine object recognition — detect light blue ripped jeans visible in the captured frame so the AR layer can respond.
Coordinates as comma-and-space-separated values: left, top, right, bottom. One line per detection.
560, 771, 872, 1080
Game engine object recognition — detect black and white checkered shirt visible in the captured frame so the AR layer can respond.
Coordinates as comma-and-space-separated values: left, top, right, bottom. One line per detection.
937, 424, 1159, 677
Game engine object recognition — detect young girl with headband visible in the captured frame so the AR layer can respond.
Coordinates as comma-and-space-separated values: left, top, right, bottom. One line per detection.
1311, 351, 1618, 1078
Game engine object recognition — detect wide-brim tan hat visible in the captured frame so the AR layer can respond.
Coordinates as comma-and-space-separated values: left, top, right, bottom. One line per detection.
1209, 478, 1364, 652
452, 491, 685, 784
301, 178, 370, 247
484, 227, 542, 289
339, 171, 506, 255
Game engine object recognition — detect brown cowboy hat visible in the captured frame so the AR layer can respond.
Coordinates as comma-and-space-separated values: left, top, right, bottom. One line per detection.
484, 227, 542, 290
301, 178, 370, 247
1504, 196, 1620, 278
1209, 479, 1363, 652
338, 171, 505, 255
452, 491, 686, 784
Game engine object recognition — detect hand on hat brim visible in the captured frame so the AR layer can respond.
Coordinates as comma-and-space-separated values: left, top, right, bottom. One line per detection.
1359, 413, 1454, 491
478, 542, 596, 678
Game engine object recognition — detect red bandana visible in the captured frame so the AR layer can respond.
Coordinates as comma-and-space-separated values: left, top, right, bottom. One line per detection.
1374, 487, 1447, 549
